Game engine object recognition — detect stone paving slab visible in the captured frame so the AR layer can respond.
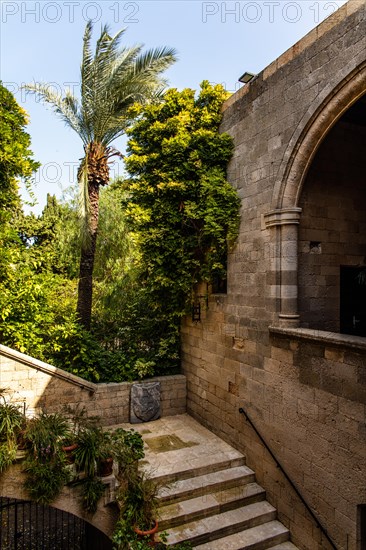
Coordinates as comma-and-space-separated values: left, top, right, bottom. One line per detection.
115, 414, 245, 482
268, 543, 298, 550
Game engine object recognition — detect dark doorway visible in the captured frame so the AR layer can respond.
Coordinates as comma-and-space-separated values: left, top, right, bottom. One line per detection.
0, 497, 113, 550
358, 504, 366, 550
340, 266, 366, 336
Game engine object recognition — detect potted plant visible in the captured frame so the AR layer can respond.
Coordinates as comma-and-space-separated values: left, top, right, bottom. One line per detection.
112, 429, 193, 550
0, 391, 25, 472
112, 428, 145, 477
23, 412, 71, 503
74, 425, 103, 478
24, 411, 71, 459
97, 430, 114, 477
81, 476, 106, 514
116, 468, 161, 546
61, 405, 100, 464
61, 439, 78, 464
74, 425, 121, 478
113, 426, 160, 548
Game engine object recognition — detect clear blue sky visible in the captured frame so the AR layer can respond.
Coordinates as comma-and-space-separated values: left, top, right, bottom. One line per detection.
1, 0, 346, 213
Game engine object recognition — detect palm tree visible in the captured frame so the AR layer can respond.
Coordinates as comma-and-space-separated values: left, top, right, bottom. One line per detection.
25, 22, 177, 329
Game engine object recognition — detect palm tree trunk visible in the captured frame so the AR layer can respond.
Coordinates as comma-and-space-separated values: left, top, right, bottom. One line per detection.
76, 180, 100, 330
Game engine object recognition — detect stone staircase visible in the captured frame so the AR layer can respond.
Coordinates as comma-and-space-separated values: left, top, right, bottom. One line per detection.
156, 455, 298, 549
119, 414, 299, 549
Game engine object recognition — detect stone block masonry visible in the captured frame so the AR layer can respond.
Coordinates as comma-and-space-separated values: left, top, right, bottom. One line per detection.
0, 344, 186, 425
183, 319, 366, 550
182, 2, 366, 549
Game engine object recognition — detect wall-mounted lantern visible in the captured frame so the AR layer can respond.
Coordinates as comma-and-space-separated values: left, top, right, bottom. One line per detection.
191, 302, 201, 322
238, 71, 256, 84
191, 293, 209, 322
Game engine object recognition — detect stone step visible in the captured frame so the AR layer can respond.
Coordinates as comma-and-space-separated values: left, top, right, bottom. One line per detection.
150, 455, 246, 485
159, 482, 266, 530
165, 501, 277, 546
192, 521, 290, 550
158, 465, 256, 505
267, 543, 299, 550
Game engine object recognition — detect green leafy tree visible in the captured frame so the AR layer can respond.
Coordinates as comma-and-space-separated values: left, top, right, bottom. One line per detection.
25, 22, 177, 330
0, 195, 99, 381
0, 82, 39, 281
124, 81, 240, 371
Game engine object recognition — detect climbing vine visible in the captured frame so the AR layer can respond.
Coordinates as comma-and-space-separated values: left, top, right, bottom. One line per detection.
123, 81, 240, 371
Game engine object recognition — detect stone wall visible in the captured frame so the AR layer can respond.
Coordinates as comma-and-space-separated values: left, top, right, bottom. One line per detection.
182, 316, 366, 550
0, 344, 186, 424
0, 344, 186, 539
182, 2, 366, 549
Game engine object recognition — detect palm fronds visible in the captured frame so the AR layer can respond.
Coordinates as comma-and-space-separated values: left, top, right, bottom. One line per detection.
23, 21, 177, 329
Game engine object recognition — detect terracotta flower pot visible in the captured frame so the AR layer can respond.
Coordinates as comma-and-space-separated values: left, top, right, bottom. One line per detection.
134, 520, 158, 544
16, 429, 27, 451
98, 456, 113, 477
62, 443, 78, 464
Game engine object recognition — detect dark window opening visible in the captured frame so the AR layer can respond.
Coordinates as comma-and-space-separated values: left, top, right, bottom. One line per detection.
212, 275, 227, 294
358, 504, 366, 550
340, 266, 366, 337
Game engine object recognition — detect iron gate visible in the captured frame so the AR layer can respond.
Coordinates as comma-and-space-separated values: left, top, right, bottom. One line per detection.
0, 497, 113, 550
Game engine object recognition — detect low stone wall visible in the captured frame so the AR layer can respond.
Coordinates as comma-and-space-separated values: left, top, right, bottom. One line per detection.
0, 344, 186, 425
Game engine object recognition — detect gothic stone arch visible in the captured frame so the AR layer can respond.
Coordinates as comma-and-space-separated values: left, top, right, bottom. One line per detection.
264, 63, 366, 327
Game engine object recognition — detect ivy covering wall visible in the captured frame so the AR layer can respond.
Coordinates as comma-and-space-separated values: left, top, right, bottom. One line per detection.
123, 81, 240, 372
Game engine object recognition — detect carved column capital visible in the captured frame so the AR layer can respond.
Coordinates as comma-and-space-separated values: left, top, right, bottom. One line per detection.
263, 207, 302, 228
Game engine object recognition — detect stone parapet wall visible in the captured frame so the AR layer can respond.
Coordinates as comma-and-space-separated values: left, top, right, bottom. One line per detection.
182, 317, 366, 550
0, 345, 186, 424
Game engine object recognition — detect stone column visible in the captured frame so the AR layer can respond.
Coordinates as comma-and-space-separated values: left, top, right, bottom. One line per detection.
264, 208, 302, 327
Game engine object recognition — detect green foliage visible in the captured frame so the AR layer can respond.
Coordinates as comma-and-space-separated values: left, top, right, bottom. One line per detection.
81, 476, 106, 514
93, 183, 133, 282
23, 412, 71, 503
0, 392, 25, 472
0, 82, 38, 215
110, 428, 145, 471
0, 82, 238, 384
0, 82, 39, 283
0, 195, 102, 382
24, 458, 70, 504
123, 81, 240, 369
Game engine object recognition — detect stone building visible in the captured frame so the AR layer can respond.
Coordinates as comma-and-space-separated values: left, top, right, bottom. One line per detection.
181, 2, 366, 549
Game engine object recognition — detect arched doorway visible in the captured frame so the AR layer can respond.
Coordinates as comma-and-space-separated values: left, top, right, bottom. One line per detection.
298, 95, 366, 334
0, 497, 113, 550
